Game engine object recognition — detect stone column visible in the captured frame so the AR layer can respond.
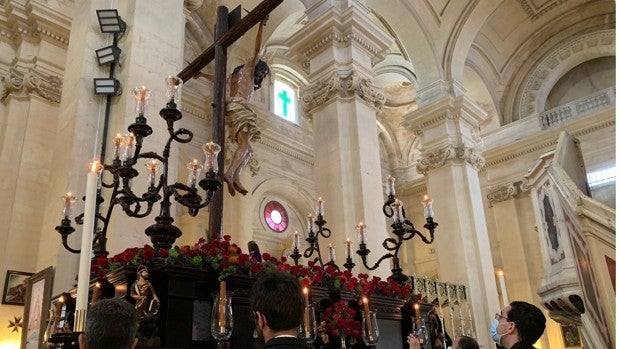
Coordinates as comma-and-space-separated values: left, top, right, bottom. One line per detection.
34, 1, 185, 293
286, 0, 392, 277
403, 95, 499, 347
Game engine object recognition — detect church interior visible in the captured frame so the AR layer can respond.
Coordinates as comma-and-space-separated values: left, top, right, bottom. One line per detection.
0, 0, 615, 348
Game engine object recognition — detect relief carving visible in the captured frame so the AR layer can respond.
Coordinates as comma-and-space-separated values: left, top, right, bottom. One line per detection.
416, 144, 485, 176
301, 71, 385, 113
1, 68, 62, 104
487, 184, 518, 207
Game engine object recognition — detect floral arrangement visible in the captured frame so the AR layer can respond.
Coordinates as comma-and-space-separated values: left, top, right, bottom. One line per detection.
92, 236, 413, 300
320, 300, 362, 344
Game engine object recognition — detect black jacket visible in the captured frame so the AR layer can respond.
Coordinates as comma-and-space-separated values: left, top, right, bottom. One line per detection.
263, 336, 309, 349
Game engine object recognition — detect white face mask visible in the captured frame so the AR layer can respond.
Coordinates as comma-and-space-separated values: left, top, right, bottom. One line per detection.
489, 318, 512, 344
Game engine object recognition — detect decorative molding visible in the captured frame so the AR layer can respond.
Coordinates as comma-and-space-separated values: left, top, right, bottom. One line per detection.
301, 71, 386, 113
301, 30, 384, 61
248, 158, 260, 177
517, 0, 568, 20
180, 105, 210, 121
517, 31, 615, 118
484, 117, 615, 169
486, 183, 518, 207
416, 144, 485, 176
539, 88, 615, 129
1, 67, 62, 104
257, 138, 314, 167
36, 26, 70, 46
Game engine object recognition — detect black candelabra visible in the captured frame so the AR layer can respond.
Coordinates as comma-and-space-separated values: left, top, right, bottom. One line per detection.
356, 176, 438, 283
55, 77, 222, 255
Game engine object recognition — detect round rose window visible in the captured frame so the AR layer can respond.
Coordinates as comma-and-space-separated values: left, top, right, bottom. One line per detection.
264, 201, 288, 232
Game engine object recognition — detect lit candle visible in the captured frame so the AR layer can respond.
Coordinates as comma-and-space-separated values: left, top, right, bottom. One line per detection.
218, 281, 226, 333
165, 76, 183, 105
345, 238, 352, 259
132, 86, 150, 116
202, 141, 221, 172
61, 192, 76, 220
414, 303, 421, 327
307, 213, 314, 233
328, 243, 335, 263
112, 133, 124, 160
293, 231, 300, 250
186, 159, 203, 187
356, 222, 367, 244
498, 270, 509, 307
422, 194, 434, 219
122, 133, 136, 161
386, 175, 396, 196
75, 159, 101, 332
55, 296, 64, 319
303, 287, 310, 335
362, 296, 372, 334
316, 197, 324, 216
145, 160, 159, 187
392, 199, 404, 223
91, 282, 101, 305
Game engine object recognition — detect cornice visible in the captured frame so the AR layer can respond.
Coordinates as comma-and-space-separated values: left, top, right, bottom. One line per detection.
257, 137, 314, 168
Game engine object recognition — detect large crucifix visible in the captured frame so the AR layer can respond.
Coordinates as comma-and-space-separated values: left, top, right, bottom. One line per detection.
177, 0, 283, 238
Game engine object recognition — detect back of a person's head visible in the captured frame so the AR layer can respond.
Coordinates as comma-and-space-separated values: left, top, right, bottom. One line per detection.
507, 301, 546, 344
85, 298, 138, 349
250, 271, 304, 331
456, 335, 479, 349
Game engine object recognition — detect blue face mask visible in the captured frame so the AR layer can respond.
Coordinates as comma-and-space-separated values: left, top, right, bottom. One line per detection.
489, 318, 502, 343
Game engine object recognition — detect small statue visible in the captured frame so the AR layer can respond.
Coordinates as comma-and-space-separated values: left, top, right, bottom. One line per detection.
131, 265, 160, 318
130, 265, 161, 346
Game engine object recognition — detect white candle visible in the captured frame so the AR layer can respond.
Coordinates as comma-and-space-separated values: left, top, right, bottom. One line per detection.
356, 222, 367, 244
293, 231, 300, 250
422, 194, 434, 219
145, 160, 159, 187
498, 270, 509, 307
386, 175, 396, 196
75, 160, 100, 331
345, 238, 352, 259
328, 243, 335, 263
316, 197, 324, 216
307, 213, 314, 233
393, 199, 404, 223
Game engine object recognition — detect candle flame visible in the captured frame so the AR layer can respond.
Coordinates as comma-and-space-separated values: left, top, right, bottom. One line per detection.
498, 270, 504, 276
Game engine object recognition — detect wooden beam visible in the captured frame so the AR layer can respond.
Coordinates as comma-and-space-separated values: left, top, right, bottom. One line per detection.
177, 0, 283, 82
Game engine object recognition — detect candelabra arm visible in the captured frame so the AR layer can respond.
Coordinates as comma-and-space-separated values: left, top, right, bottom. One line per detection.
382, 195, 395, 217
61, 236, 81, 254
358, 251, 394, 271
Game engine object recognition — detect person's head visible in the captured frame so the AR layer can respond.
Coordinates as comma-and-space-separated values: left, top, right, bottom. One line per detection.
253, 59, 270, 90
453, 335, 479, 349
79, 298, 138, 349
490, 301, 546, 348
250, 271, 304, 342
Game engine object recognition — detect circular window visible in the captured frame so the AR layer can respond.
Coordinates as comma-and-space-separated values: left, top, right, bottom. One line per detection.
264, 201, 288, 232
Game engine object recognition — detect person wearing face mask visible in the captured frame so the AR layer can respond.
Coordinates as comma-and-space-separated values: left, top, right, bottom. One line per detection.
490, 301, 546, 349
250, 271, 308, 349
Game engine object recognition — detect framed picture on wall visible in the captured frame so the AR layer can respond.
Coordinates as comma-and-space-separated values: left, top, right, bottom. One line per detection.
21, 266, 54, 349
561, 324, 582, 348
2, 270, 34, 305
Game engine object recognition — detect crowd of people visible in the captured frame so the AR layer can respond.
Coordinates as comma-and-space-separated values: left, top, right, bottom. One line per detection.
79, 269, 546, 349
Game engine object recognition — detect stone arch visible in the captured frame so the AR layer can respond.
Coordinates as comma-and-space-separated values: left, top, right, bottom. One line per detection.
513, 30, 615, 120
376, 119, 400, 171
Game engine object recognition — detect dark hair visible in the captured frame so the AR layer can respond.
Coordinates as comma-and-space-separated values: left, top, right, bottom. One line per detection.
507, 301, 546, 345
230, 59, 270, 91
253, 59, 270, 90
250, 271, 304, 331
85, 298, 138, 349
456, 335, 479, 349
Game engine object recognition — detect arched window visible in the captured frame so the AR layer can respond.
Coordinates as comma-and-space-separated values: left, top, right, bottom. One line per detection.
273, 80, 298, 124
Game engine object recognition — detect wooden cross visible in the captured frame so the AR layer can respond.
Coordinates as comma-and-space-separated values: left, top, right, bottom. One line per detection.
176, 0, 283, 238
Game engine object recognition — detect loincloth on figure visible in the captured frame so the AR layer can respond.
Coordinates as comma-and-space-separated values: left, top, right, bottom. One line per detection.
226, 97, 261, 143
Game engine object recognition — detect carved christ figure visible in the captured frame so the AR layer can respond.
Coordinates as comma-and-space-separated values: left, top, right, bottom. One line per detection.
200, 17, 270, 196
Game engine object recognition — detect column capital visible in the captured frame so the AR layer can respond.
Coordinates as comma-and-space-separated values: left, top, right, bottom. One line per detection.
486, 183, 519, 207
403, 94, 487, 136
416, 143, 485, 176
301, 70, 386, 115
1, 66, 62, 104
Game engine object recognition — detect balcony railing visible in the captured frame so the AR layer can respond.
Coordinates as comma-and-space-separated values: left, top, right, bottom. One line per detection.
539, 87, 615, 129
